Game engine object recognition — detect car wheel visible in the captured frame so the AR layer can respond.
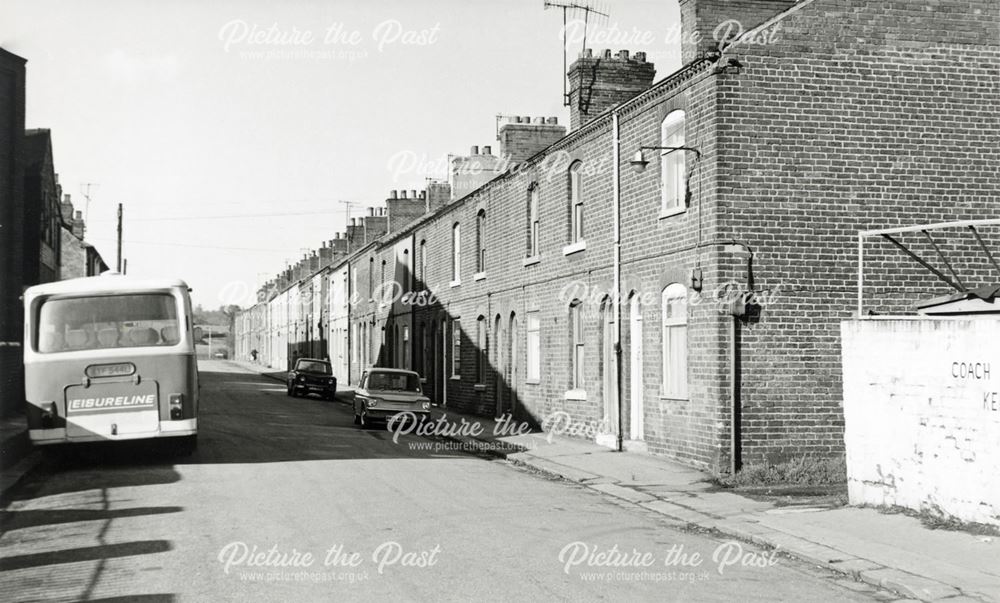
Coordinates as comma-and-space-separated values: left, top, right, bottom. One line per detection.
353, 412, 361, 425
286, 383, 294, 397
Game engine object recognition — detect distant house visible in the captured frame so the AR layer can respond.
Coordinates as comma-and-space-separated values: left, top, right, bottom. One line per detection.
59, 194, 109, 279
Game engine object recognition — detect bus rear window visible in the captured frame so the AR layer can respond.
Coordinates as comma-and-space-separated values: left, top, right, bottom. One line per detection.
37, 293, 181, 353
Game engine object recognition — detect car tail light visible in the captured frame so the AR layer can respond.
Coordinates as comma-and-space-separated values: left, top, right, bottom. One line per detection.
169, 393, 184, 420
40, 401, 56, 428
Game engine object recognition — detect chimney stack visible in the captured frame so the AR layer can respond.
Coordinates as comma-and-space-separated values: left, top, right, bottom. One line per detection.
678, 0, 796, 63
497, 115, 567, 164
567, 49, 656, 130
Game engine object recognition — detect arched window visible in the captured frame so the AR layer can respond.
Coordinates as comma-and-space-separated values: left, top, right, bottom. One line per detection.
661, 283, 688, 398
476, 209, 486, 273
568, 161, 584, 243
570, 300, 585, 390
452, 222, 462, 283
660, 110, 686, 214
527, 184, 539, 257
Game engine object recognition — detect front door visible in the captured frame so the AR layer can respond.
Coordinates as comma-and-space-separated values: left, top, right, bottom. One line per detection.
629, 294, 644, 441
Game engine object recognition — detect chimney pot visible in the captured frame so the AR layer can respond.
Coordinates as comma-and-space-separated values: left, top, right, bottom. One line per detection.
546, 117, 558, 125
635, 51, 646, 63
521, 115, 530, 124
410, 189, 416, 199
368, 207, 375, 216
75, 210, 83, 219
582, 48, 593, 58
351, 218, 357, 226
482, 145, 492, 155
471, 145, 479, 155
533, 116, 544, 124
420, 190, 426, 199
63, 193, 71, 203
602, 49, 612, 59
401, 190, 407, 199
617, 50, 629, 60
390, 190, 398, 199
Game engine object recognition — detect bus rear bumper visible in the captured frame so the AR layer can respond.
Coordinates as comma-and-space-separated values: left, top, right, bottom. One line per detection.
29, 419, 197, 445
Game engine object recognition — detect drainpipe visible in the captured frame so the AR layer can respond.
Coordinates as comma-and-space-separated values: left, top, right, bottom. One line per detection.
612, 110, 623, 453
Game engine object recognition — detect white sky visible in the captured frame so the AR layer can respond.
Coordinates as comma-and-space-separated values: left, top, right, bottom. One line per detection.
2, 0, 681, 309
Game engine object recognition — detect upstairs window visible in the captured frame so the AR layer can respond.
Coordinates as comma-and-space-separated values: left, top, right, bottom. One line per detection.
661, 110, 686, 214
527, 184, 539, 257
452, 222, 462, 283
418, 239, 427, 286
476, 209, 486, 273
569, 162, 584, 243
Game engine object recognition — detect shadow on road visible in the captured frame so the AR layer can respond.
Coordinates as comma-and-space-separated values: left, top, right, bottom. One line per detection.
181, 368, 481, 465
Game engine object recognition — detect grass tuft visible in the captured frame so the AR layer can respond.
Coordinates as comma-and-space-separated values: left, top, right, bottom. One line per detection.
718, 455, 847, 488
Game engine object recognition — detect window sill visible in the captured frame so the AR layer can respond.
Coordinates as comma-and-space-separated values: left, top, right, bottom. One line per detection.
450, 375, 461, 381
473, 271, 486, 282
449, 279, 462, 288
522, 255, 541, 267
562, 240, 586, 256
564, 389, 587, 401
658, 206, 686, 220
659, 393, 689, 401
473, 383, 487, 392
525, 378, 540, 385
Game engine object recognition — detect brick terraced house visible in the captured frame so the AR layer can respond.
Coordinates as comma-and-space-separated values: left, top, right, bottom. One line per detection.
237, 0, 1000, 473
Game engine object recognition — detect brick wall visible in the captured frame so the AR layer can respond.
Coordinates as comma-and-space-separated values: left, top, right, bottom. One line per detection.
235, 0, 999, 475
715, 0, 1000, 464
0, 49, 26, 418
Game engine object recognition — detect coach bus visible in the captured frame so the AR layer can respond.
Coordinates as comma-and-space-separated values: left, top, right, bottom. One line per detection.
23, 274, 199, 453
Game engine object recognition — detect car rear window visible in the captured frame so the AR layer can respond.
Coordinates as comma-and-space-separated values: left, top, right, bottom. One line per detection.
36, 293, 180, 353
297, 360, 331, 374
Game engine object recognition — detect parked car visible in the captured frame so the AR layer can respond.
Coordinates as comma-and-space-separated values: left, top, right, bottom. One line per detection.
287, 358, 337, 400
353, 368, 430, 428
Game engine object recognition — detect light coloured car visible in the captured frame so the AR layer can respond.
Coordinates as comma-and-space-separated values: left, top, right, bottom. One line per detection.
353, 368, 430, 428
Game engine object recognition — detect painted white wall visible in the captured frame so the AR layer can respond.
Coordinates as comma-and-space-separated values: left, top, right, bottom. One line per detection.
841, 318, 1000, 526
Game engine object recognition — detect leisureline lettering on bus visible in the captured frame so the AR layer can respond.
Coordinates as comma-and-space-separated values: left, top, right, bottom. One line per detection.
68, 394, 156, 411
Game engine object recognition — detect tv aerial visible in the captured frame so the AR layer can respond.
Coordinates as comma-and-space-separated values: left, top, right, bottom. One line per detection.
544, 0, 609, 106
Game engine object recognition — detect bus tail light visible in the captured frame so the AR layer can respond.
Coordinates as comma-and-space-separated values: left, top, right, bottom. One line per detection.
169, 394, 184, 420
40, 401, 57, 428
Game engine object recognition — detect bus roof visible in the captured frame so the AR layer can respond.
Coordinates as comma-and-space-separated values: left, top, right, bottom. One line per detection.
24, 274, 191, 297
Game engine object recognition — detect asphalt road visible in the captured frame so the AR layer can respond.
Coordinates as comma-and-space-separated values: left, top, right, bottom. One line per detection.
0, 360, 892, 602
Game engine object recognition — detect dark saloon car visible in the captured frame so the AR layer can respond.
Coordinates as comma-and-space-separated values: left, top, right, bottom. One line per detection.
353, 368, 430, 428
287, 358, 337, 400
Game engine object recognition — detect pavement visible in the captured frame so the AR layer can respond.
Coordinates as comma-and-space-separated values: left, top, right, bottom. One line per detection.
0, 413, 41, 497
235, 359, 1000, 603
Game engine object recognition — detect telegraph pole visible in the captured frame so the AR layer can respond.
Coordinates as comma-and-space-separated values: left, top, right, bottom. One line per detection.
116, 203, 123, 272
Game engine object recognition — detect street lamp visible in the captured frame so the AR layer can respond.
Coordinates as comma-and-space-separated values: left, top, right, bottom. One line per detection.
629, 146, 702, 173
